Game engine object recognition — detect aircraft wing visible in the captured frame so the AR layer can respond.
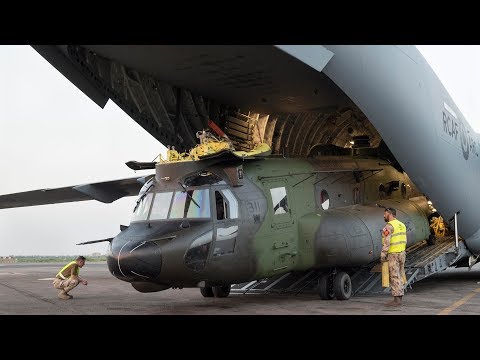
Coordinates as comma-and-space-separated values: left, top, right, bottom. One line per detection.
0, 175, 153, 209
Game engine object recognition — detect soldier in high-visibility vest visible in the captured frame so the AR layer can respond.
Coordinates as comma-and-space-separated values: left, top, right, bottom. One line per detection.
381, 207, 407, 307
52, 256, 88, 300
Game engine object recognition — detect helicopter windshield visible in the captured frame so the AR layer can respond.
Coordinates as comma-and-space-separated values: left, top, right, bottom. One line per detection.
131, 188, 211, 222
170, 189, 210, 218
131, 192, 154, 222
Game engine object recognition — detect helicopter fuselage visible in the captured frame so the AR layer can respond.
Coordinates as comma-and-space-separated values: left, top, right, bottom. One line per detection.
107, 155, 432, 292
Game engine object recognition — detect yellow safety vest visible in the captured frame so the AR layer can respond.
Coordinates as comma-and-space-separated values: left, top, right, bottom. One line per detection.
56, 261, 79, 280
382, 219, 407, 253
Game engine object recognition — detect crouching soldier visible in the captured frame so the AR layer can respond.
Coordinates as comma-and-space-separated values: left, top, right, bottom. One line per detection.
53, 256, 88, 300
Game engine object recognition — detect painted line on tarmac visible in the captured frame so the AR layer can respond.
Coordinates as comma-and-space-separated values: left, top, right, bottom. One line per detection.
0, 272, 26, 276
438, 288, 480, 315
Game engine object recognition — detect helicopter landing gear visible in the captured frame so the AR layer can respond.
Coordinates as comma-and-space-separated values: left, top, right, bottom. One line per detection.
318, 270, 352, 300
201, 285, 231, 298
333, 271, 352, 300
318, 273, 335, 300
212, 285, 231, 298
200, 286, 214, 297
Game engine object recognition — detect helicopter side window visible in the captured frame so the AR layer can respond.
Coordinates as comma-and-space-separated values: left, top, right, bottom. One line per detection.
150, 192, 174, 220
215, 189, 239, 220
215, 191, 226, 220
222, 189, 238, 219
320, 189, 330, 210
270, 187, 289, 215
131, 192, 154, 222
169, 189, 211, 219
213, 226, 238, 256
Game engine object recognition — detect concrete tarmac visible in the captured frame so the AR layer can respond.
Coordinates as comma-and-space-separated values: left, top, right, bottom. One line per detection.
1, 262, 480, 315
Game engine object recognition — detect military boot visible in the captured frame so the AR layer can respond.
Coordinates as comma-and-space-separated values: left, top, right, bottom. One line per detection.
385, 298, 396, 306
58, 290, 72, 300
385, 296, 402, 307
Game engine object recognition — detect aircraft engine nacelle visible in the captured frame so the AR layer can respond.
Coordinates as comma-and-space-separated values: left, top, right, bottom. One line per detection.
299, 200, 430, 268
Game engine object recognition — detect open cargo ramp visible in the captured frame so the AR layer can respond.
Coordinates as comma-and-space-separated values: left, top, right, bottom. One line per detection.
230, 235, 465, 297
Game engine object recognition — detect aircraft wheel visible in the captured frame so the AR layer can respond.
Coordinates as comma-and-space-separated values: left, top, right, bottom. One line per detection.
212, 285, 231, 298
427, 234, 436, 246
318, 274, 335, 300
333, 272, 352, 300
200, 286, 214, 297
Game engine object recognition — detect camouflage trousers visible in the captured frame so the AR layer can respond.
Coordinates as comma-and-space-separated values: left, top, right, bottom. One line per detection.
52, 278, 79, 294
388, 251, 406, 297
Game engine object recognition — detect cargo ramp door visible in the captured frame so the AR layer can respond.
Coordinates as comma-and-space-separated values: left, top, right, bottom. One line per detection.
230, 235, 466, 297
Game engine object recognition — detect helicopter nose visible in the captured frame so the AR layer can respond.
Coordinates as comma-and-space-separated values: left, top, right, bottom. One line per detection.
113, 240, 162, 279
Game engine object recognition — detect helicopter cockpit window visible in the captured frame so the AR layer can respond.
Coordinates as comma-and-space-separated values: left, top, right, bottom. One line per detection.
138, 177, 154, 195
184, 230, 213, 271
131, 192, 154, 222
213, 225, 238, 256
184, 171, 225, 186
150, 192, 174, 220
170, 189, 211, 219
215, 189, 239, 220
215, 191, 226, 220
270, 187, 289, 215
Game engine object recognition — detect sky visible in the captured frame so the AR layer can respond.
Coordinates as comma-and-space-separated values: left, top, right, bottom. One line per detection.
0, 46, 165, 256
1, 45, 479, 256
416, 45, 480, 129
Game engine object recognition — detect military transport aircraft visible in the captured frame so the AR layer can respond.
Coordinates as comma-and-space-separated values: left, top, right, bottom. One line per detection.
0, 45, 478, 300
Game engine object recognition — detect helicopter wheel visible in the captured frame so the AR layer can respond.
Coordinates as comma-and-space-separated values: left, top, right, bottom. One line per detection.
318, 274, 335, 300
333, 271, 352, 300
200, 286, 214, 297
212, 285, 231, 298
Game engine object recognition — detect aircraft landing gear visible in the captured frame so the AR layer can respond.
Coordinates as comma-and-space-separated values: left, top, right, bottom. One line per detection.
200, 286, 214, 297
318, 271, 352, 300
212, 285, 231, 298
318, 273, 335, 300
333, 271, 352, 300
201, 285, 231, 297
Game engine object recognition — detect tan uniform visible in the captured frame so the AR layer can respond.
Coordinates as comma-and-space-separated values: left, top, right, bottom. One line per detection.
52, 261, 80, 296
387, 251, 406, 296
382, 220, 407, 297
52, 277, 79, 293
